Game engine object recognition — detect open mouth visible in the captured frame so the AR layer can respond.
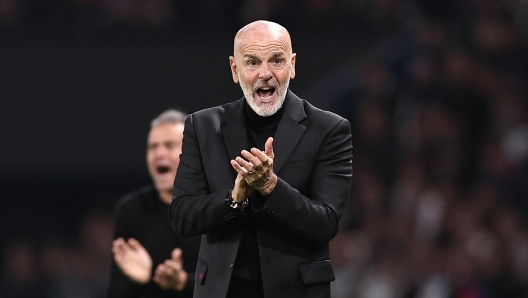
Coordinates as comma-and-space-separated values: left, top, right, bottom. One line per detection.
156, 165, 171, 175
256, 86, 276, 99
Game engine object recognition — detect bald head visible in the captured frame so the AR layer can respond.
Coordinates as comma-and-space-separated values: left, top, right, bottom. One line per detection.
234, 20, 293, 57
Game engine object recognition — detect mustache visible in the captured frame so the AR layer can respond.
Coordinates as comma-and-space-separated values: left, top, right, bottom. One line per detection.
253, 80, 278, 90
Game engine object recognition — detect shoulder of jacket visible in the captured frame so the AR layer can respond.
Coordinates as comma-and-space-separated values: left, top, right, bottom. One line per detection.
302, 100, 347, 124
114, 185, 155, 213
191, 100, 239, 119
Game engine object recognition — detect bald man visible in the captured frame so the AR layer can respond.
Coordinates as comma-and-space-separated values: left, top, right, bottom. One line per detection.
168, 20, 353, 298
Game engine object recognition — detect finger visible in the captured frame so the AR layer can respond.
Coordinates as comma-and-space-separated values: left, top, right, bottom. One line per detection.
112, 243, 124, 255
153, 274, 169, 286
127, 238, 143, 251
240, 150, 261, 168
231, 158, 253, 175
171, 248, 183, 262
112, 238, 125, 248
154, 264, 169, 280
113, 237, 125, 245
114, 239, 131, 255
156, 264, 167, 275
265, 137, 274, 159
231, 159, 248, 174
155, 267, 176, 281
152, 273, 169, 287
114, 243, 129, 259
164, 260, 183, 272
250, 147, 271, 165
235, 155, 255, 172
112, 238, 126, 253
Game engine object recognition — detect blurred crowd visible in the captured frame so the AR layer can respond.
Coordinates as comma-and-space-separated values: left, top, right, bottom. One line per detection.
2, 0, 528, 297
1, 208, 114, 298
325, 0, 528, 297
0, 0, 384, 37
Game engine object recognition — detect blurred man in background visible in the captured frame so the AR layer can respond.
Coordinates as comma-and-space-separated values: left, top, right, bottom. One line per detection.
107, 109, 200, 298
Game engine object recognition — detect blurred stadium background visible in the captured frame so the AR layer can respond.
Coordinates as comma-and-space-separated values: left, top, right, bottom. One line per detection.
1, 0, 528, 297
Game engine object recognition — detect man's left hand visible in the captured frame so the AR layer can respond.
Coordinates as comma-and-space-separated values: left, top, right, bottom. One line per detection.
152, 248, 188, 292
232, 137, 277, 195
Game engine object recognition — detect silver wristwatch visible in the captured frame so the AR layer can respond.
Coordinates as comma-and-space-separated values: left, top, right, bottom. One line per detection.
226, 189, 249, 210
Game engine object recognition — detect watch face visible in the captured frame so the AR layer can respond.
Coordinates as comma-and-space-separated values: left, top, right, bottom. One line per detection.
241, 199, 249, 208
225, 189, 248, 210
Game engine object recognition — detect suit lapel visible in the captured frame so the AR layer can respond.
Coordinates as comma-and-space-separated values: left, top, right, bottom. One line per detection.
220, 91, 307, 177
273, 91, 307, 174
221, 99, 248, 181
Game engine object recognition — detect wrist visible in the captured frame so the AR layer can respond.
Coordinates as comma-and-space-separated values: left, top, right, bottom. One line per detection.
226, 189, 249, 210
230, 188, 246, 203
132, 274, 151, 285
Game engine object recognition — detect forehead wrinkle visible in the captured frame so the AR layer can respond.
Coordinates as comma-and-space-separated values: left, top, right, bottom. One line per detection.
237, 42, 289, 60
237, 38, 290, 52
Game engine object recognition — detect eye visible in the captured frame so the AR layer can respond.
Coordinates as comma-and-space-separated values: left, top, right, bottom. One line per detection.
273, 58, 283, 64
248, 60, 257, 66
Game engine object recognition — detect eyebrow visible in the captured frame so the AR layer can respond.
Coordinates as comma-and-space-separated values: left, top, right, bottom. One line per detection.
244, 54, 258, 60
243, 52, 285, 60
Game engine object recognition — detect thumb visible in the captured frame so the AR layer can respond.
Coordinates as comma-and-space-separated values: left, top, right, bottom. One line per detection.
265, 137, 274, 158
171, 248, 183, 262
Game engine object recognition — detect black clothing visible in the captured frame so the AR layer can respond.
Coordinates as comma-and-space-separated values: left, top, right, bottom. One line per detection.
226, 277, 264, 298
169, 91, 353, 298
107, 185, 201, 298
231, 102, 283, 282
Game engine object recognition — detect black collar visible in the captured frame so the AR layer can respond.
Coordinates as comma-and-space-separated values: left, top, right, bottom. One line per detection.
244, 97, 285, 127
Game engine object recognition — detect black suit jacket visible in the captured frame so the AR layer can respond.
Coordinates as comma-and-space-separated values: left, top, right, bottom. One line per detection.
169, 91, 353, 298
107, 185, 201, 298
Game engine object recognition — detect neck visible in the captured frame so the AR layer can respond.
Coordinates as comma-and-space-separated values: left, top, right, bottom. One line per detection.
158, 190, 173, 205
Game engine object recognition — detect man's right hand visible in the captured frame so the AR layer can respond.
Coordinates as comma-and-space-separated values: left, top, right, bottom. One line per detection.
231, 172, 255, 203
112, 237, 152, 284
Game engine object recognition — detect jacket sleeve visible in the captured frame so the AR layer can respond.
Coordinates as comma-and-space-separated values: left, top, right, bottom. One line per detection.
106, 200, 145, 298
107, 261, 144, 298
169, 114, 242, 237
255, 118, 353, 244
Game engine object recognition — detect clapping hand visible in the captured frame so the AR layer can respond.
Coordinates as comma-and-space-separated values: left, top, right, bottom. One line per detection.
112, 238, 152, 284
153, 248, 188, 292
231, 137, 277, 195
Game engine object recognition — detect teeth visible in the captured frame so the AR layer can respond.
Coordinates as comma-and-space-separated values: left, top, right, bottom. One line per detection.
261, 87, 271, 90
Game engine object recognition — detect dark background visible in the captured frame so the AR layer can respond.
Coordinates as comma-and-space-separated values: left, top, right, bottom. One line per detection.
2, 0, 528, 297
1, 0, 386, 244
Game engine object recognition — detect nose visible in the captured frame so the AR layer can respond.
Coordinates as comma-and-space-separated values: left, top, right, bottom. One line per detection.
258, 63, 272, 80
154, 146, 168, 157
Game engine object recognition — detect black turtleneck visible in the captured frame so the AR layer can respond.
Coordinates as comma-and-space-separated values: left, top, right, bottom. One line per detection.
231, 99, 285, 281
244, 101, 284, 149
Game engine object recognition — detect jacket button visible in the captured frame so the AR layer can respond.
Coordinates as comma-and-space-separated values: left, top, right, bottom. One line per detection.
230, 263, 234, 269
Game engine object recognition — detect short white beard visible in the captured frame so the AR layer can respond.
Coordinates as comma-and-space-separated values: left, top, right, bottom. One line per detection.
239, 71, 290, 117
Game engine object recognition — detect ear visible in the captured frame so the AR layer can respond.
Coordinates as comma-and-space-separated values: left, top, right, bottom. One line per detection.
229, 56, 239, 84
290, 53, 296, 79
